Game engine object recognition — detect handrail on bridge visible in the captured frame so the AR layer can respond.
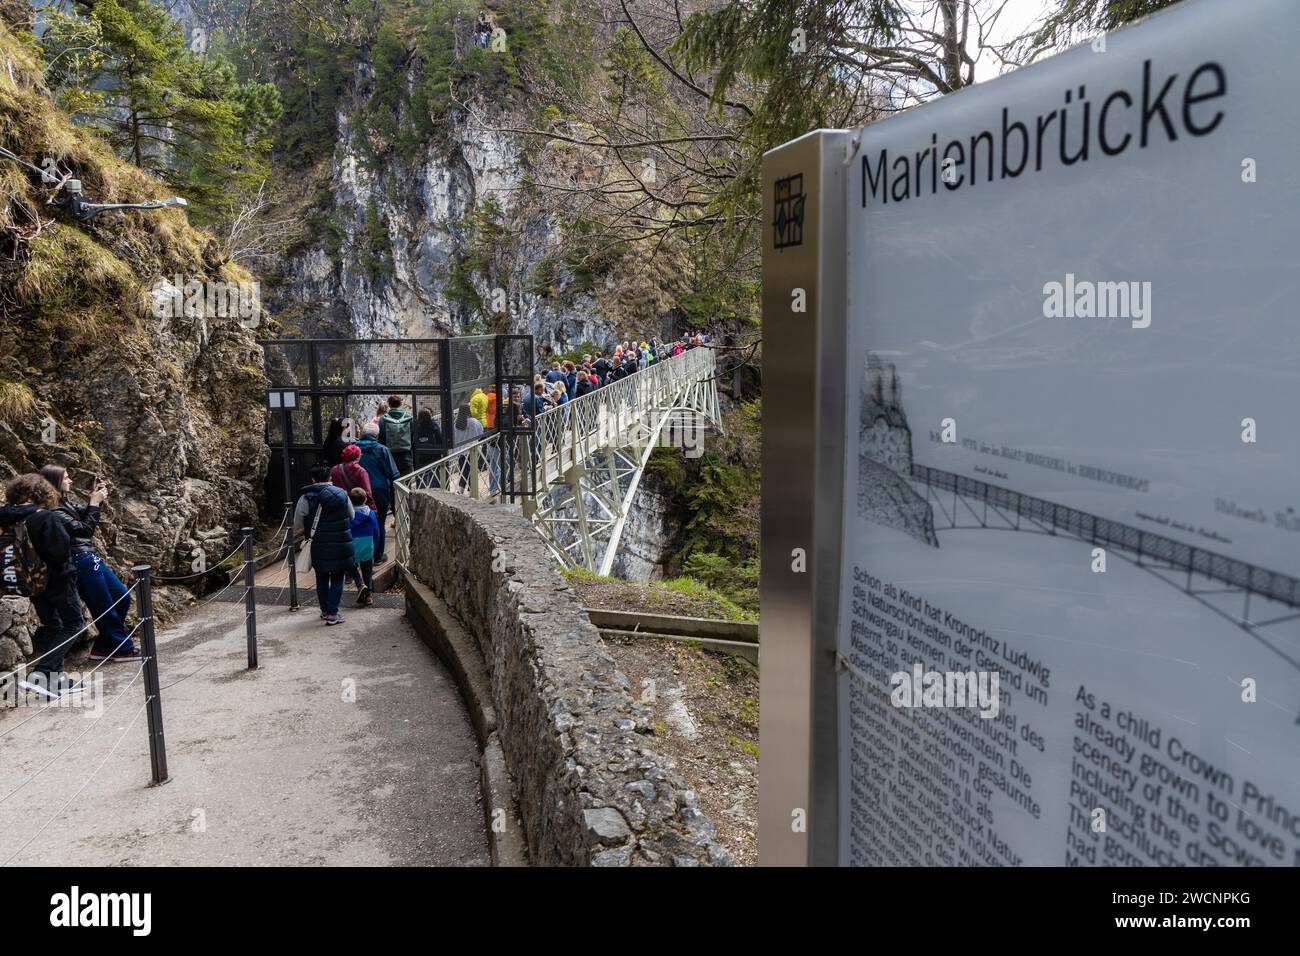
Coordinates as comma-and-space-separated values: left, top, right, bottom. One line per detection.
913, 463, 1300, 609
393, 345, 719, 569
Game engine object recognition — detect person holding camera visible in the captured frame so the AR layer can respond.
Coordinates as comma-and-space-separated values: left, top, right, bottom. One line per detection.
39, 466, 138, 661
1, 474, 83, 697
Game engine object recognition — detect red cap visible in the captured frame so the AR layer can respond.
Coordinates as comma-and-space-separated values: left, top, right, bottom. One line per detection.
342, 444, 361, 462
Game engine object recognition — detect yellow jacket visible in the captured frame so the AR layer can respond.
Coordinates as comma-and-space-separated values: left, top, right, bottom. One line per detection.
469, 389, 488, 426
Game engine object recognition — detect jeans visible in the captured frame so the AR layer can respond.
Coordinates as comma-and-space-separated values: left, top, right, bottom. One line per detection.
346, 559, 374, 592
487, 444, 500, 494
30, 578, 84, 677
315, 568, 346, 615
372, 488, 390, 559
73, 551, 134, 656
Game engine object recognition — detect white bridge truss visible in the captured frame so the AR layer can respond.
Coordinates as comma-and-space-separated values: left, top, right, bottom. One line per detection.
395, 346, 720, 574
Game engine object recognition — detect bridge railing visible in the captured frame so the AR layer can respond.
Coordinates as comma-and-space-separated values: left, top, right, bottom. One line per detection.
913, 463, 1300, 608
393, 346, 716, 565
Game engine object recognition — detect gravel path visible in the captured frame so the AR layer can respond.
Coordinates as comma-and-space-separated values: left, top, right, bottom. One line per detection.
0, 598, 487, 866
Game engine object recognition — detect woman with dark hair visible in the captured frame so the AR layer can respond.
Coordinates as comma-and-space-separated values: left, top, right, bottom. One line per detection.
0, 474, 83, 697
452, 404, 483, 448
414, 407, 444, 488
323, 418, 347, 467
39, 465, 136, 662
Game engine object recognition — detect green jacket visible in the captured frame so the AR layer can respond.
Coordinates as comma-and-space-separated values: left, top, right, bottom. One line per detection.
379, 409, 413, 453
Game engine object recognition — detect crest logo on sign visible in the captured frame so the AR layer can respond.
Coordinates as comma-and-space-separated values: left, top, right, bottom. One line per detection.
773, 173, 805, 250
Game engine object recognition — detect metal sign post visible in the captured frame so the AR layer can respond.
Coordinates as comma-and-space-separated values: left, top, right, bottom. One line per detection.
758, 129, 848, 866
268, 388, 300, 508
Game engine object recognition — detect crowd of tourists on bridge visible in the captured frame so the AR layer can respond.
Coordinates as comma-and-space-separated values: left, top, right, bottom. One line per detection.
293, 331, 711, 625
521, 332, 710, 420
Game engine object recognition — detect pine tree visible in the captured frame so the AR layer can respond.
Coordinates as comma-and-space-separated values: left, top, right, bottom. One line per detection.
41, 0, 282, 222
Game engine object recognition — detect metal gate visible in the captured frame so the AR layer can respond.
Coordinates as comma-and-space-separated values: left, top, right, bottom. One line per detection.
493, 334, 538, 502
257, 335, 532, 512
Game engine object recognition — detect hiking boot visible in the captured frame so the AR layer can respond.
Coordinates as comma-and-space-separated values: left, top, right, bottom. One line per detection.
355, 586, 371, 607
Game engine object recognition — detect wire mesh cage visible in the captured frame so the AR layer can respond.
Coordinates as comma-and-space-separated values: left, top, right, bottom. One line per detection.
261, 341, 311, 390
448, 335, 497, 412
257, 336, 535, 515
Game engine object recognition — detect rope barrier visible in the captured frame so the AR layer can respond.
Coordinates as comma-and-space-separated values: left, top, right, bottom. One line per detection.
2, 534, 267, 690
0, 580, 140, 686
1, 697, 150, 866
143, 505, 291, 583
0, 662, 147, 805
0, 617, 149, 739
185, 576, 247, 614
151, 532, 251, 583
267, 540, 294, 605
0, 513, 283, 827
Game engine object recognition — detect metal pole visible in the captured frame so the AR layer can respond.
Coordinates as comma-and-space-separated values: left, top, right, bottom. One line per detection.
285, 501, 299, 611
133, 565, 169, 786
242, 528, 257, 669
281, 406, 293, 507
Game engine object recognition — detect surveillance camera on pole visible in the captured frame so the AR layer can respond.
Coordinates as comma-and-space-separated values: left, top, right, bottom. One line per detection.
62, 180, 188, 222
0, 149, 187, 221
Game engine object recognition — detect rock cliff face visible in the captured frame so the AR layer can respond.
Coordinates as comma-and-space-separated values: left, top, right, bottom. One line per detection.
0, 16, 268, 588
269, 59, 625, 355
610, 474, 676, 581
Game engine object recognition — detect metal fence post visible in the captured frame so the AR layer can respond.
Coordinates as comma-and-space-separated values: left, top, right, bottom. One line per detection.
285, 501, 299, 611
242, 528, 257, 669
133, 565, 169, 786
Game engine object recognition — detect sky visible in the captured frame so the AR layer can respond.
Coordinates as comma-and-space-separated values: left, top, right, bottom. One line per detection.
973, 0, 1056, 83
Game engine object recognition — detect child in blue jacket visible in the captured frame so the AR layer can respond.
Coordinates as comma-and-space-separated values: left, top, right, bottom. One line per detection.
346, 487, 380, 606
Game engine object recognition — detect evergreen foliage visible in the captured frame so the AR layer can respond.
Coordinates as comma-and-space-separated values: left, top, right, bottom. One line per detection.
38, 0, 281, 223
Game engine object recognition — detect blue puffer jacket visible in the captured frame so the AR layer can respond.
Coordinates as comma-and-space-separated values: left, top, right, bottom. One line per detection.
300, 483, 354, 572
356, 438, 400, 496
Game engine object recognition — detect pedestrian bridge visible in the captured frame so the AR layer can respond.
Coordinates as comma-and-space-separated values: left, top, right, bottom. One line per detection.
393, 346, 720, 574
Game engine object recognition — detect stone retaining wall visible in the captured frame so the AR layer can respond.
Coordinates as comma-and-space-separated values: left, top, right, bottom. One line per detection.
0, 595, 37, 675
406, 489, 731, 866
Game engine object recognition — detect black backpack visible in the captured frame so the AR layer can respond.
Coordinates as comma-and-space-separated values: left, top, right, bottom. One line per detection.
416, 418, 443, 449
1, 517, 50, 597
